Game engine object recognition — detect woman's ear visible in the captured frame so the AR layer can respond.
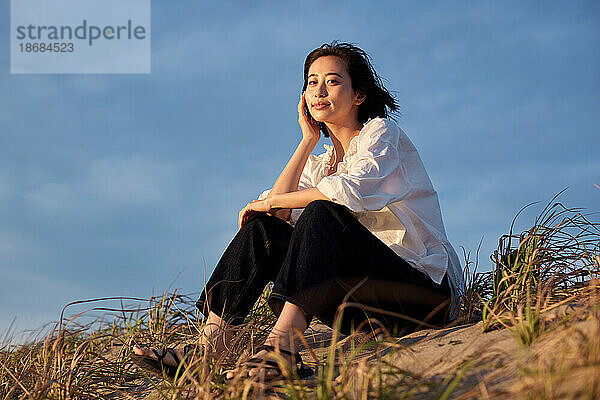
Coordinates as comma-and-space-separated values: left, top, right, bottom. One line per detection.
354, 91, 366, 106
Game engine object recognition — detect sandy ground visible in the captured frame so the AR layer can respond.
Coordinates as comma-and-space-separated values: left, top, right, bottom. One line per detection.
119, 301, 598, 399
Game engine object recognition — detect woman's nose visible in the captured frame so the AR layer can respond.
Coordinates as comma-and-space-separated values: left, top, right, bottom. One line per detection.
314, 82, 327, 97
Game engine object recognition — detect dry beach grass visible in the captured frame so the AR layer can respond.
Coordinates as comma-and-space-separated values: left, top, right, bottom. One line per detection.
1, 192, 599, 399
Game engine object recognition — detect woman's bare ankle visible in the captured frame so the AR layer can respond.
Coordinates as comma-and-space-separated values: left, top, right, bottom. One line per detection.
261, 302, 307, 353
199, 312, 234, 357
264, 327, 299, 354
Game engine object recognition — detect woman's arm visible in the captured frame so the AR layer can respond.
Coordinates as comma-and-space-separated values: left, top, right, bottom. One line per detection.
267, 187, 330, 210
240, 119, 403, 228
266, 137, 317, 220
270, 138, 318, 196
239, 187, 330, 229
263, 93, 322, 221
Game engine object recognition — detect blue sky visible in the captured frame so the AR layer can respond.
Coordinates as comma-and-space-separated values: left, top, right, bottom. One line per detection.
1, 1, 599, 340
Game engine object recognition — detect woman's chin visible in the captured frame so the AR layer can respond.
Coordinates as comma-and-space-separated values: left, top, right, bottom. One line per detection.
311, 112, 332, 124
312, 110, 346, 126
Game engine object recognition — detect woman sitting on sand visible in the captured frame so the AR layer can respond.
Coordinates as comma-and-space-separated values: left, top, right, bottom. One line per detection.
133, 41, 463, 380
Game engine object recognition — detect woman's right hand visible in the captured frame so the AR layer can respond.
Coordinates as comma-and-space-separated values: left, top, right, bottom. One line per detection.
298, 92, 321, 144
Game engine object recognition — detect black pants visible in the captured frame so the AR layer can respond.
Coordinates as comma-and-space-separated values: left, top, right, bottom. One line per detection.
197, 200, 451, 335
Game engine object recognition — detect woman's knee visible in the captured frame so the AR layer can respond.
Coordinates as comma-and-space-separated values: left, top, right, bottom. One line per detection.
303, 199, 339, 216
240, 212, 292, 248
241, 212, 281, 232
297, 200, 351, 227
233, 213, 275, 244
244, 211, 271, 225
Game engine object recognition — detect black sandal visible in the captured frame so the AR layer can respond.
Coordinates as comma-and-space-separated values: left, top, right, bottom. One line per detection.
237, 344, 314, 380
131, 343, 197, 379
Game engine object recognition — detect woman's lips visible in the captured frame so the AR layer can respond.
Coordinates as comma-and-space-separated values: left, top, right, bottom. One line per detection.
313, 104, 330, 110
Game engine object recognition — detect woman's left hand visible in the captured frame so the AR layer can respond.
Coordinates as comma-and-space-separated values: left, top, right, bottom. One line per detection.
238, 199, 272, 230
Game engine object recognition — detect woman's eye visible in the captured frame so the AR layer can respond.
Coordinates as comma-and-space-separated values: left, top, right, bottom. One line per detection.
327, 79, 338, 84
308, 81, 316, 85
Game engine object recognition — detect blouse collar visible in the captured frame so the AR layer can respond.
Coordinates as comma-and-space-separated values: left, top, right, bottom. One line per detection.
322, 117, 379, 173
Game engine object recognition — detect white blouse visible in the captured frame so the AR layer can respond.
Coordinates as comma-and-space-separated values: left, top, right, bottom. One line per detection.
258, 117, 463, 315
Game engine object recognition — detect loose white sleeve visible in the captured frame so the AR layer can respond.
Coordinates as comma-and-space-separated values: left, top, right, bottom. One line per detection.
316, 120, 412, 212
257, 188, 271, 201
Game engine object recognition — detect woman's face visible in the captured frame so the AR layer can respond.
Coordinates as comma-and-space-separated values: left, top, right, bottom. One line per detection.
305, 55, 364, 126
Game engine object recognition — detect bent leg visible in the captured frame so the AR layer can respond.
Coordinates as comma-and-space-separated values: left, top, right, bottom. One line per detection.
135, 213, 294, 371
196, 212, 293, 326
268, 200, 353, 321
269, 200, 451, 335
